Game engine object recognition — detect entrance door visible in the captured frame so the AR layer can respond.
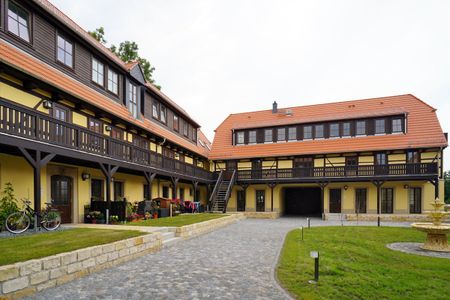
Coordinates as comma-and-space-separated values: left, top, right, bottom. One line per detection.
225, 160, 237, 180
256, 190, 265, 212
355, 188, 367, 213
409, 187, 422, 214
329, 188, 341, 213
345, 156, 358, 177
237, 190, 246, 211
293, 157, 313, 177
252, 160, 262, 179
51, 175, 72, 223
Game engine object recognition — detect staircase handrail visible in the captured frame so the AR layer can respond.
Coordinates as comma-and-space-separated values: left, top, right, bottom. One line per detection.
222, 169, 237, 213
208, 170, 224, 211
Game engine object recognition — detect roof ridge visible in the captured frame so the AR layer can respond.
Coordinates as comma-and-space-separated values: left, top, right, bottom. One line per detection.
229, 94, 413, 116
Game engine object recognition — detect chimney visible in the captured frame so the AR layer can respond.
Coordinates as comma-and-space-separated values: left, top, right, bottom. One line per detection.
272, 101, 278, 113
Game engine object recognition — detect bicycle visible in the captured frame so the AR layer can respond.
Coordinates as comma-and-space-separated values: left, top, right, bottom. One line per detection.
5, 199, 62, 234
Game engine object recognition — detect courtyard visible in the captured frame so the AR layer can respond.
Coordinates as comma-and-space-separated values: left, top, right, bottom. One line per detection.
20, 217, 449, 300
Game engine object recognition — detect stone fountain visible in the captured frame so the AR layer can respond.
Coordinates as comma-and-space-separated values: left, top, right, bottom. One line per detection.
412, 198, 450, 252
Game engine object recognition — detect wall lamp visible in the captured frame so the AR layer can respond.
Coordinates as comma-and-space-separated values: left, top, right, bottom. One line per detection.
343, 185, 349, 191
403, 184, 410, 189
105, 125, 112, 132
81, 172, 91, 181
42, 100, 53, 109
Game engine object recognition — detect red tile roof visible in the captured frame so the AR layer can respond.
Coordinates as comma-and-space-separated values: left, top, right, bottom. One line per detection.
0, 40, 210, 158
209, 95, 447, 160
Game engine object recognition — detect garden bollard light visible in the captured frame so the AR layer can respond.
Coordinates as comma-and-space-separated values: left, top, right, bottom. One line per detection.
106, 209, 109, 225
308, 251, 319, 284
307, 217, 310, 229
300, 226, 304, 241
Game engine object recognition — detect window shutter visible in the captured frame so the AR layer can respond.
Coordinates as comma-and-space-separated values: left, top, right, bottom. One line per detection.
297, 125, 303, 140
256, 129, 264, 143
367, 119, 375, 135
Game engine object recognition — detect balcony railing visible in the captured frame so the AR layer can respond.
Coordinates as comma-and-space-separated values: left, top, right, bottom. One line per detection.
216, 163, 438, 182
0, 98, 213, 181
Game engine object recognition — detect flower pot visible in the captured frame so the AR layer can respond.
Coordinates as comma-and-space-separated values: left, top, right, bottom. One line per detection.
153, 213, 158, 219
91, 219, 97, 224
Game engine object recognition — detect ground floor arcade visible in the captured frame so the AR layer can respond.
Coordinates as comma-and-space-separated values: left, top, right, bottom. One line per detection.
225, 180, 444, 219
0, 153, 209, 223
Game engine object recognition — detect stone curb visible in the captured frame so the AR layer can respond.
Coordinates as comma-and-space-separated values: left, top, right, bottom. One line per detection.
174, 213, 246, 239
0, 233, 162, 299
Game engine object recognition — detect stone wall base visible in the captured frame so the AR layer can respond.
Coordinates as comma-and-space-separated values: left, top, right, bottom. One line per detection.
175, 214, 246, 238
243, 212, 280, 219
0, 234, 162, 299
327, 213, 432, 222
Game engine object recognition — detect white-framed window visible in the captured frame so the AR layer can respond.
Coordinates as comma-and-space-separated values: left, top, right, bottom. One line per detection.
173, 115, 179, 132
392, 118, 403, 133
356, 121, 366, 135
375, 119, 385, 134
303, 126, 312, 139
236, 131, 244, 145
249, 130, 256, 144
152, 101, 159, 119
288, 127, 296, 140
264, 129, 273, 143
330, 123, 339, 137
107, 69, 118, 94
128, 83, 138, 118
183, 121, 188, 136
314, 124, 324, 139
92, 58, 104, 86
160, 105, 167, 123
342, 122, 351, 137
277, 128, 285, 141
56, 35, 73, 68
7, 1, 30, 42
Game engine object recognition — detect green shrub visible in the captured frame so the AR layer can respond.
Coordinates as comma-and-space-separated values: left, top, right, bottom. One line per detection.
0, 182, 19, 231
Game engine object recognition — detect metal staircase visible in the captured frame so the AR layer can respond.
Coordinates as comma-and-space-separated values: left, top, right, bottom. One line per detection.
209, 170, 236, 213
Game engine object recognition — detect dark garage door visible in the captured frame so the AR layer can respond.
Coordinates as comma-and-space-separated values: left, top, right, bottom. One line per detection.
284, 188, 321, 215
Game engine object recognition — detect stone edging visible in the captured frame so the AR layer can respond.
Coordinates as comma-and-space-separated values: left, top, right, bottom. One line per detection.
174, 213, 246, 238
0, 233, 162, 299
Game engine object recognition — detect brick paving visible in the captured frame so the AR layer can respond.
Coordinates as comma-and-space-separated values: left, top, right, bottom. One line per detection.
27, 217, 414, 300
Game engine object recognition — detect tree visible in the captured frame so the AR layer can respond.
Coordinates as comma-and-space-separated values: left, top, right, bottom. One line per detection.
110, 41, 159, 88
445, 171, 450, 204
88, 27, 107, 44
89, 28, 160, 89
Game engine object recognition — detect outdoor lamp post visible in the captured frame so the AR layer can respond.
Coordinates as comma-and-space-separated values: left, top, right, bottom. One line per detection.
308, 251, 320, 284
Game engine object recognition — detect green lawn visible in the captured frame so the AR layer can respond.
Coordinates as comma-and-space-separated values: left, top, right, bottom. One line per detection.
126, 213, 226, 227
277, 226, 450, 300
0, 228, 144, 266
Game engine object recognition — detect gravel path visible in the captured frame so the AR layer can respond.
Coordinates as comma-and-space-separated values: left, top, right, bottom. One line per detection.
27, 217, 413, 300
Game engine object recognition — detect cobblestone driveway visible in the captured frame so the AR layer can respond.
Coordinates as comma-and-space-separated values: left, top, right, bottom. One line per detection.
28, 217, 410, 300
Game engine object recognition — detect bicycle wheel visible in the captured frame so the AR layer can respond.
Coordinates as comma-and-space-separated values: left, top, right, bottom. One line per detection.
5, 212, 31, 234
42, 211, 61, 231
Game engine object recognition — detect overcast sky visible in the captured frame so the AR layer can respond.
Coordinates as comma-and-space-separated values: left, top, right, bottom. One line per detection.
51, 0, 450, 170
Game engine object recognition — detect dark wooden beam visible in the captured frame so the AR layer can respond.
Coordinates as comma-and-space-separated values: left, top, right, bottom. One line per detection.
192, 181, 199, 202
317, 181, 329, 220
18, 148, 55, 217
372, 180, 385, 227
143, 171, 156, 200
99, 163, 119, 210
268, 182, 277, 212
171, 177, 179, 199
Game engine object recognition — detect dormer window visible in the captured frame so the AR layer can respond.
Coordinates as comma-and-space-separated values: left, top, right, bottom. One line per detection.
330, 123, 339, 138
236, 132, 244, 145
8, 2, 30, 42
288, 127, 296, 140
173, 115, 179, 132
264, 129, 272, 143
356, 121, 366, 136
160, 105, 167, 124
375, 119, 385, 134
57, 35, 73, 68
277, 128, 286, 142
392, 118, 403, 133
128, 83, 138, 118
304, 126, 312, 140
183, 120, 188, 136
314, 125, 324, 139
107, 69, 118, 94
249, 130, 257, 144
92, 58, 104, 86
152, 101, 159, 119
343, 122, 351, 137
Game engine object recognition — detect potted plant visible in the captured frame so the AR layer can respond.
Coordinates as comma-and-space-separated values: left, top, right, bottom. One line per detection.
87, 211, 102, 224
109, 215, 119, 224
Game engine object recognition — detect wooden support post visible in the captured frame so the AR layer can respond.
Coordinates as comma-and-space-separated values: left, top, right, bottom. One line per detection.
192, 181, 199, 202
429, 177, 440, 199
143, 171, 156, 201
317, 181, 329, 220
171, 177, 179, 199
372, 180, 385, 227
19, 148, 55, 218
99, 163, 119, 210
268, 182, 277, 212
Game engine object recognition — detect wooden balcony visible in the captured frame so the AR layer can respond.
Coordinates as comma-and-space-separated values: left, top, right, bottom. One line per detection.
216, 163, 439, 183
0, 98, 213, 181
